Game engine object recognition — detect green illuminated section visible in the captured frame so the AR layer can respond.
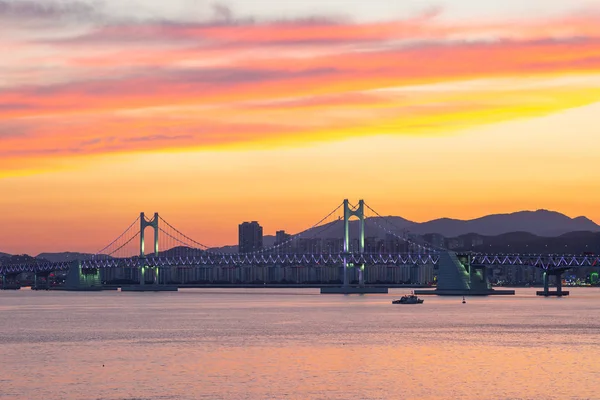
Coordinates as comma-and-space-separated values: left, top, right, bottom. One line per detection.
343, 199, 366, 286
75, 262, 101, 287
140, 212, 159, 258
139, 212, 159, 285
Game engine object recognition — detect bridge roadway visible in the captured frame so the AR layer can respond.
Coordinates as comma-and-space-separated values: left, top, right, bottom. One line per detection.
107, 283, 431, 289
1, 252, 599, 275
470, 254, 600, 268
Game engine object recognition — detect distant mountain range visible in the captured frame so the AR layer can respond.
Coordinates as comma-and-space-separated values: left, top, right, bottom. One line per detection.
408, 210, 600, 237
35, 252, 95, 263
1, 210, 598, 261
293, 209, 600, 240
0, 254, 47, 266
438, 231, 600, 254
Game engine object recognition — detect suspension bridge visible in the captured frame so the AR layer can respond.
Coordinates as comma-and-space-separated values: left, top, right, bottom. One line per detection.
1, 200, 598, 296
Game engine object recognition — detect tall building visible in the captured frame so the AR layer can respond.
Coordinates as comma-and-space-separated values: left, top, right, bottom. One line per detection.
429, 233, 446, 249
323, 238, 343, 254
385, 233, 405, 253
275, 230, 291, 245
275, 230, 293, 253
298, 238, 321, 254
238, 221, 263, 253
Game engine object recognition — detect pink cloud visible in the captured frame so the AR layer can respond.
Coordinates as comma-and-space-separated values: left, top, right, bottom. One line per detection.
2, 5, 600, 170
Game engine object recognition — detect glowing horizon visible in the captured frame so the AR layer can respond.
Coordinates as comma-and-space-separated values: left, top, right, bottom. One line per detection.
1, 0, 600, 254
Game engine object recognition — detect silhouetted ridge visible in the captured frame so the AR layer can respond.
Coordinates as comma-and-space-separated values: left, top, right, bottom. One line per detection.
412, 209, 600, 237
3, 210, 598, 256
1, 254, 50, 265
444, 231, 600, 254
36, 252, 95, 262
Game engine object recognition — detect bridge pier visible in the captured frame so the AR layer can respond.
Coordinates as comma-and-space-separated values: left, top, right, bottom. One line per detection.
125, 263, 176, 292
358, 266, 364, 287
415, 252, 515, 296
122, 213, 176, 292
138, 264, 160, 285
537, 270, 569, 297
1, 273, 22, 290
321, 200, 387, 294
32, 273, 43, 290
32, 272, 50, 290
61, 261, 104, 291
342, 257, 348, 288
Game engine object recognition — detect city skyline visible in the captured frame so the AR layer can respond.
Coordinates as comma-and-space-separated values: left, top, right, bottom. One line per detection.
1, 205, 598, 255
2, 0, 600, 253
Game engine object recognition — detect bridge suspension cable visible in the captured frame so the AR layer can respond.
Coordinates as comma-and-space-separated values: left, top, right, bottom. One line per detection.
107, 232, 140, 257
363, 202, 445, 253
363, 202, 408, 237
158, 216, 211, 250
154, 202, 345, 257
242, 201, 345, 255
95, 216, 141, 256
157, 226, 223, 258
303, 215, 342, 241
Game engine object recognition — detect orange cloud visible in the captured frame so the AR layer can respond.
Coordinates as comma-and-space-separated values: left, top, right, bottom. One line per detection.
2, 6, 600, 175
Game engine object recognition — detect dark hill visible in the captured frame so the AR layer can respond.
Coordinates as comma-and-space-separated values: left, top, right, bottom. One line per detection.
410, 210, 600, 237
36, 252, 95, 263
448, 231, 600, 254
281, 210, 599, 240
1, 254, 50, 265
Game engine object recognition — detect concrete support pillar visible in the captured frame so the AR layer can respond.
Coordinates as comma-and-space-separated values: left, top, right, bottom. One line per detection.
537, 269, 570, 297
358, 200, 365, 287
140, 212, 146, 258
343, 199, 350, 288
556, 272, 563, 296
342, 199, 365, 288
140, 212, 159, 286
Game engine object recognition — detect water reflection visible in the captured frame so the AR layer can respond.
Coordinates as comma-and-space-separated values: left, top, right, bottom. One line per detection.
1, 288, 599, 399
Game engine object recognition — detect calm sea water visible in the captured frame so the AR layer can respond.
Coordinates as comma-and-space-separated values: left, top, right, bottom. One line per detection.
1, 287, 599, 400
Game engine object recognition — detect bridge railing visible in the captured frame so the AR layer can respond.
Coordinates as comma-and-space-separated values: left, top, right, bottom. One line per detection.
3, 252, 600, 274
79, 252, 440, 269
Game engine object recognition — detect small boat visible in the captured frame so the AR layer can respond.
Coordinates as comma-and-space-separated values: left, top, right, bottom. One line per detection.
392, 294, 424, 304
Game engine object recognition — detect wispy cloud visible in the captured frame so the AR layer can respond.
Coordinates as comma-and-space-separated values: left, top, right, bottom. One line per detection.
0, 0, 99, 20
0, 0, 107, 31
2, 3, 600, 173
121, 134, 193, 143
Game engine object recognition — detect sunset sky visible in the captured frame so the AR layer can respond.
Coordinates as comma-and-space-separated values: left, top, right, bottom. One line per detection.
1, 0, 600, 254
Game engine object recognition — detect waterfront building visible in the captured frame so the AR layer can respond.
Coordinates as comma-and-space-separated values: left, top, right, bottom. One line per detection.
275, 230, 291, 245
323, 238, 343, 254
429, 233, 445, 249
238, 221, 263, 253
